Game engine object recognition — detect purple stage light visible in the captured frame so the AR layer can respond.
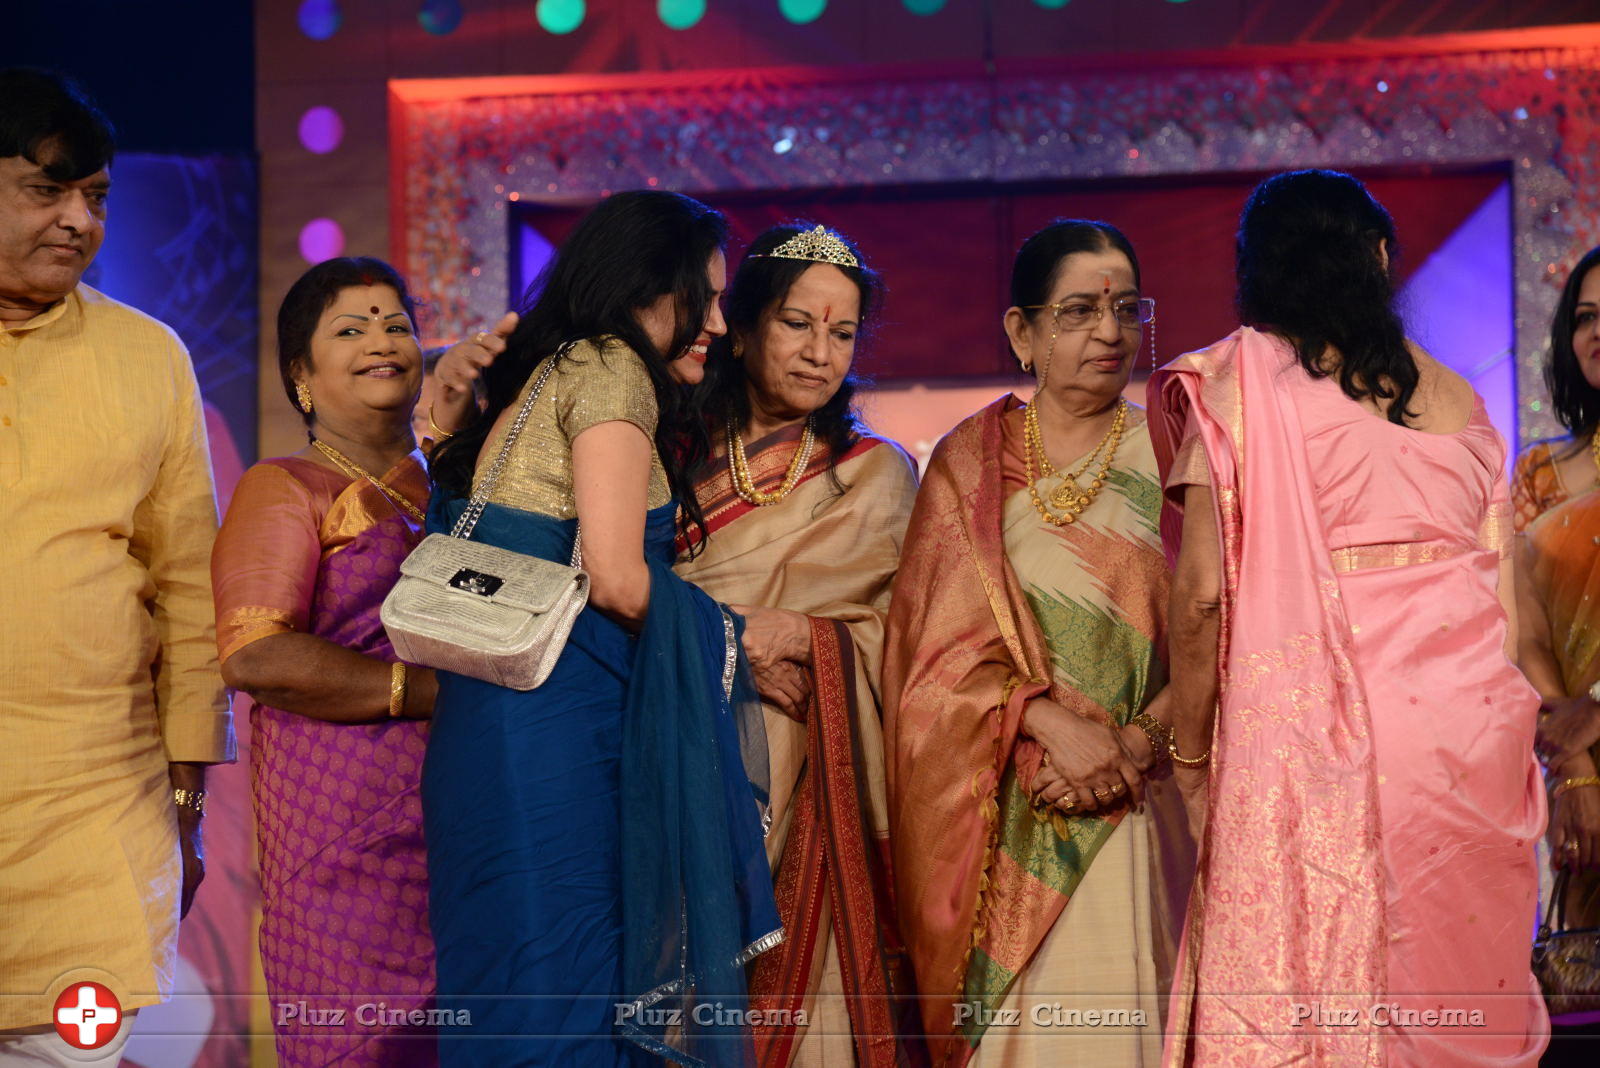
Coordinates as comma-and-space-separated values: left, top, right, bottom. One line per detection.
299, 219, 346, 264
297, 107, 344, 154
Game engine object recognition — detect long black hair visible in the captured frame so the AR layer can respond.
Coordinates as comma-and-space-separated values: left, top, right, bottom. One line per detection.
695, 223, 882, 495
276, 256, 419, 428
430, 191, 727, 545
1010, 218, 1141, 316
1546, 245, 1600, 440
1236, 169, 1416, 424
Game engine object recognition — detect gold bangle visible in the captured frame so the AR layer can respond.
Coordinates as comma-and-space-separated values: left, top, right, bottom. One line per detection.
389, 661, 408, 719
172, 787, 206, 816
1129, 710, 1173, 763
427, 404, 456, 441
1553, 775, 1600, 800
1168, 741, 1211, 768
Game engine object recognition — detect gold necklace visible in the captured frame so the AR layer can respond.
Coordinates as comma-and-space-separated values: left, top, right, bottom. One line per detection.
1590, 431, 1600, 483
727, 417, 816, 506
1023, 399, 1127, 525
310, 438, 427, 524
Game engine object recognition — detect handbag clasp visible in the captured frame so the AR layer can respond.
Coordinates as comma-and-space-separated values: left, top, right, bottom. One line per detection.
448, 567, 504, 597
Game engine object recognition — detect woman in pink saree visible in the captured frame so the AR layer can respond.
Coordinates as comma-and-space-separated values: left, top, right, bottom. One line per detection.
1152, 170, 1547, 1066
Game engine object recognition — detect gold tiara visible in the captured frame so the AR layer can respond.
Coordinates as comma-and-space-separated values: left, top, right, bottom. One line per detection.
748, 225, 860, 268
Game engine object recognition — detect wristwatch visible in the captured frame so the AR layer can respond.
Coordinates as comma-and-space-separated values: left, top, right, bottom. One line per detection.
173, 787, 206, 817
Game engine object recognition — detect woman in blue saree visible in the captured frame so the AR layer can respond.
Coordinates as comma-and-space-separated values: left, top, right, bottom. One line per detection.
424, 192, 788, 1067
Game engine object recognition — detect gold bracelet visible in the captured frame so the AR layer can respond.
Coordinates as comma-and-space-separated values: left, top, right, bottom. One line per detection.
1553, 775, 1600, 800
1168, 741, 1211, 768
172, 787, 206, 816
1129, 710, 1173, 763
426, 405, 456, 441
389, 661, 408, 719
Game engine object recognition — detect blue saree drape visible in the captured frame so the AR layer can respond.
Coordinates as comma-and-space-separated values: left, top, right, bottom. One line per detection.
422, 498, 780, 1067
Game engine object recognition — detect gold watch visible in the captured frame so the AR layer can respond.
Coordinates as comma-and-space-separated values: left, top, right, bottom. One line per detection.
173, 787, 206, 817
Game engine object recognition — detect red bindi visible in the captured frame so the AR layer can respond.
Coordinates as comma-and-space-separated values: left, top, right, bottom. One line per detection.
1102, 275, 1111, 296
370, 306, 381, 315
823, 305, 832, 324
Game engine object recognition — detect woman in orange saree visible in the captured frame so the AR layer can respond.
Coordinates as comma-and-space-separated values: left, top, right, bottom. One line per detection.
1154, 170, 1546, 1066
884, 220, 1195, 1068
677, 223, 925, 1067
1512, 244, 1600, 1032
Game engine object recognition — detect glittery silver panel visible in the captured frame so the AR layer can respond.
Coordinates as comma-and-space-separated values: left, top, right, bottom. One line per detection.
396, 48, 1600, 447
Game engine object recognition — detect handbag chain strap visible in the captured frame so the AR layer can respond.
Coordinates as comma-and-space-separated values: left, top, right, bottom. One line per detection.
449, 342, 584, 568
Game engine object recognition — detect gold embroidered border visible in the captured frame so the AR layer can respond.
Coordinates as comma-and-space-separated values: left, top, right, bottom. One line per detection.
1329, 541, 1465, 573
217, 605, 296, 663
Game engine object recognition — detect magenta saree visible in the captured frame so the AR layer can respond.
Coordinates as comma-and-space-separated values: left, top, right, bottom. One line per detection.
212, 455, 437, 1068
1150, 328, 1547, 1067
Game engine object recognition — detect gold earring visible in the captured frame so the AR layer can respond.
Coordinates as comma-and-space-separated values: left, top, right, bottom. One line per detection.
296, 381, 313, 414
732, 338, 745, 359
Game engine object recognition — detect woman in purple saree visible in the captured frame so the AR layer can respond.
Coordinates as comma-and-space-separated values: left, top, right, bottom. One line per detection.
212, 257, 472, 1067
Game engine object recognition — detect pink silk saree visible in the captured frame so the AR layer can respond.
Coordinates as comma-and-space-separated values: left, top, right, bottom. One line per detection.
1150, 327, 1547, 1067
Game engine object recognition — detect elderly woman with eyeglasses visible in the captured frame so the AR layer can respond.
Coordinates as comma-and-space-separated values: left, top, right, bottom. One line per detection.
883, 219, 1194, 1067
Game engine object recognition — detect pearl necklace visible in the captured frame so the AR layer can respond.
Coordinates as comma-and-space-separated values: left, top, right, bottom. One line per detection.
1023, 399, 1127, 526
727, 417, 817, 506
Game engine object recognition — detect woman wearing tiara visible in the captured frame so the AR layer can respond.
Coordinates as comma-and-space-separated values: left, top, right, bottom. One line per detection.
676, 223, 925, 1067
884, 219, 1194, 1067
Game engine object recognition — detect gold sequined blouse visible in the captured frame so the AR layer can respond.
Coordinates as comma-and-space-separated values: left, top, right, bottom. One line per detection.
473, 337, 671, 518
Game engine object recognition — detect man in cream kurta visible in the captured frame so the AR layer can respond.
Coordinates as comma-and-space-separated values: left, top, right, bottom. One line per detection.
0, 69, 233, 1054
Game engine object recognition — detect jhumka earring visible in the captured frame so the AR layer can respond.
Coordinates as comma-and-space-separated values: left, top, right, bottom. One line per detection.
296, 381, 314, 414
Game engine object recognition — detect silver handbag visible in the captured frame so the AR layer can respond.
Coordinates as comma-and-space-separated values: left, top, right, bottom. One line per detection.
381, 351, 590, 690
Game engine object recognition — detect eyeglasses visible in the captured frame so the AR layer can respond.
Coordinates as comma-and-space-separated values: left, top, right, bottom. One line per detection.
1023, 297, 1156, 331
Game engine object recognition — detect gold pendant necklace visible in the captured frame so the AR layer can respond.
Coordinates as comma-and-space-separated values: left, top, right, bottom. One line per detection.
1590, 430, 1600, 484
727, 417, 817, 506
1024, 399, 1127, 526
310, 438, 427, 524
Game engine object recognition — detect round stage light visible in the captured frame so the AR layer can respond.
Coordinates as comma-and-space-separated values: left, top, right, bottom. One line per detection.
779, 0, 826, 25
418, 0, 464, 35
299, 219, 346, 264
1031, 0, 1069, 9
903, 0, 946, 12
297, 107, 344, 154
537, 0, 586, 34
297, 0, 341, 40
659, 0, 705, 30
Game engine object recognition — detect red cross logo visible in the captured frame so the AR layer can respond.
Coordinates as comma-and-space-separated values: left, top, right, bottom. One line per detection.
52, 982, 122, 1050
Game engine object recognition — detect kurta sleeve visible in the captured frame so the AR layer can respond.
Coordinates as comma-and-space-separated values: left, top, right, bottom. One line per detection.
211, 463, 322, 664
127, 335, 233, 764
556, 341, 659, 442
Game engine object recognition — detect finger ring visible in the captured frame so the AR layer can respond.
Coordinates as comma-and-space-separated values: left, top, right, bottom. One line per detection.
1566, 841, 1581, 854
1092, 786, 1111, 800
1061, 791, 1078, 810
474, 331, 488, 345
1111, 782, 1127, 796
